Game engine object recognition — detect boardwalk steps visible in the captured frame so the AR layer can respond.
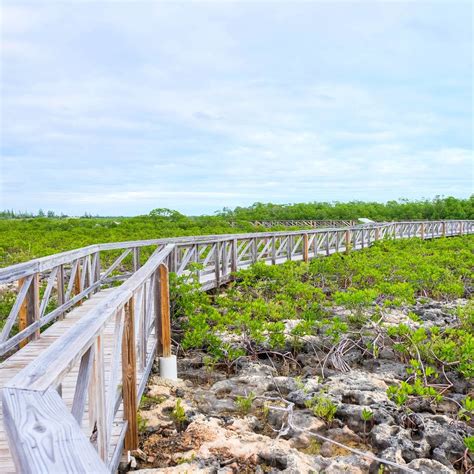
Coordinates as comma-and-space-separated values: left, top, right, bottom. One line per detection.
0, 220, 472, 472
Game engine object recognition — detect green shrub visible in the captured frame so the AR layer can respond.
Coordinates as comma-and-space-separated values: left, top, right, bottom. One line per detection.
305, 394, 338, 423
235, 392, 256, 414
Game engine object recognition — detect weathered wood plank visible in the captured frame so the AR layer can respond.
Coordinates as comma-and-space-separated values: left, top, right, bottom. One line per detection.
91, 333, 107, 460
0, 275, 33, 343
39, 267, 59, 318
57, 264, 65, 319
158, 264, 171, 358
6, 245, 175, 392
19, 273, 40, 348
71, 346, 94, 426
121, 298, 138, 451
2, 387, 107, 473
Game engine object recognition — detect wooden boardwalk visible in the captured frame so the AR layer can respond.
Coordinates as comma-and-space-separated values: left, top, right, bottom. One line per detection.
0, 220, 472, 473
0, 290, 121, 472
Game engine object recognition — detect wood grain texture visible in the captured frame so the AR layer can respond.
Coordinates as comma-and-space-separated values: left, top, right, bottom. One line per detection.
92, 334, 107, 460
19, 273, 40, 348
0, 275, 33, 343
159, 264, 171, 358
6, 245, 175, 392
2, 387, 108, 474
121, 298, 138, 451
303, 234, 309, 263
71, 346, 93, 426
57, 265, 65, 319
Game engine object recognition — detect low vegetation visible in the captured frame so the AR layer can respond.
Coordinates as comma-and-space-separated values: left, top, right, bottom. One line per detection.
1, 196, 472, 267
0, 210, 254, 267
172, 235, 473, 368
137, 234, 473, 473
1, 201, 473, 471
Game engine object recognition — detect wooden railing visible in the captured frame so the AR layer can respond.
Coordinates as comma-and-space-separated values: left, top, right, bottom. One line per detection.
0, 220, 473, 473
3, 244, 175, 472
248, 219, 357, 228
0, 240, 173, 357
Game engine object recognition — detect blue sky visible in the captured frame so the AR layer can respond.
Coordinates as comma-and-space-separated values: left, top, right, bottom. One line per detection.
1, 1, 472, 216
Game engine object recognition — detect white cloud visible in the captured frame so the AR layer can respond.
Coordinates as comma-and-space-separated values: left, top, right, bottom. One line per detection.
0, 1, 472, 215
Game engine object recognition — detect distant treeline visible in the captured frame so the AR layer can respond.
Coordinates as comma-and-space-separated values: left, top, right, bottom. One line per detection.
218, 196, 474, 221
0, 210, 100, 219
1, 196, 473, 222
1, 198, 473, 266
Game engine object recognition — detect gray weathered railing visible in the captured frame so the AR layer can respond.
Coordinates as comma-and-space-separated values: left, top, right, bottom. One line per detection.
3, 244, 175, 472
0, 220, 473, 473
249, 219, 357, 228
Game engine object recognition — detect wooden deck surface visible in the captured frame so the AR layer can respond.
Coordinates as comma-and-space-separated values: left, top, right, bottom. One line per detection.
0, 288, 145, 473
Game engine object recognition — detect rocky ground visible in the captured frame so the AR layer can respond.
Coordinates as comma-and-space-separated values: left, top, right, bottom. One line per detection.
123, 299, 473, 474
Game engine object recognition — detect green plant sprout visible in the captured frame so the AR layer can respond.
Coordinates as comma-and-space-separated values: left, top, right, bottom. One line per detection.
171, 398, 187, 431
235, 392, 256, 414
305, 394, 338, 424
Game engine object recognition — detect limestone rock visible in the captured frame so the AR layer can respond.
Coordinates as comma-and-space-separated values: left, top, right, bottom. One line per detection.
406, 458, 456, 474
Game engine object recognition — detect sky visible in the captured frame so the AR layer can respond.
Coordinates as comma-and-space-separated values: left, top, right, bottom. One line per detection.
0, 1, 472, 216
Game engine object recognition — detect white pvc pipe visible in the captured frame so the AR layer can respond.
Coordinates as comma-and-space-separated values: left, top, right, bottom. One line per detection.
159, 355, 178, 380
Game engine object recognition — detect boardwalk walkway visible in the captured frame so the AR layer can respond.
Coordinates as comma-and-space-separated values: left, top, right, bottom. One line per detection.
0, 290, 123, 473
0, 220, 472, 473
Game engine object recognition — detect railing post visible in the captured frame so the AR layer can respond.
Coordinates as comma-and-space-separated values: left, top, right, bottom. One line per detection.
271, 236, 276, 265
252, 238, 258, 263
133, 247, 141, 272
19, 273, 40, 348
303, 234, 309, 263
122, 298, 138, 451
156, 263, 176, 380
92, 252, 101, 293
90, 333, 107, 460
345, 230, 351, 254
459, 222, 463, 235
74, 260, 82, 294
326, 231, 330, 255
314, 233, 320, 256
222, 241, 228, 279
214, 243, 221, 287
231, 239, 238, 274
57, 264, 65, 319
442, 222, 446, 237
156, 264, 171, 358
138, 285, 146, 371
169, 247, 178, 273
154, 270, 162, 357
74, 259, 82, 306
420, 223, 425, 240
375, 227, 380, 241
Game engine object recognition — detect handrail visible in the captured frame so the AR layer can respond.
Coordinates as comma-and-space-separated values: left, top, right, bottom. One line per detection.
3, 243, 175, 473
1, 220, 473, 473
7, 244, 175, 392
1, 221, 473, 354
2, 220, 473, 282
249, 219, 358, 227
0, 228, 354, 282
